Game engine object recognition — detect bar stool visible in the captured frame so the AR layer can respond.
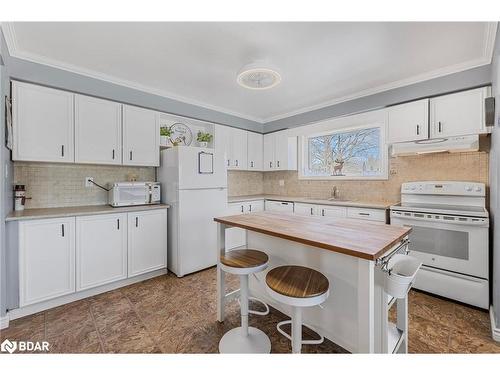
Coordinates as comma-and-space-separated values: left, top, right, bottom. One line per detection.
265, 265, 329, 354
219, 249, 271, 353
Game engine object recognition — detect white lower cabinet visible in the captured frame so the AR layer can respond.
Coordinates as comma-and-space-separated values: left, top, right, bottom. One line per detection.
319, 205, 347, 218
294, 203, 318, 216
19, 218, 76, 307
292, 201, 386, 223
225, 200, 265, 250
76, 213, 127, 291
346, 207, 386, 222
127, 210, 168, 277
265, 200, 294, 212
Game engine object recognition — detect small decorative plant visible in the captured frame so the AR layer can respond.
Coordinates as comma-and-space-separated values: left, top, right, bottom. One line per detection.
160, 126, 173, 147
197, 131, 213, 147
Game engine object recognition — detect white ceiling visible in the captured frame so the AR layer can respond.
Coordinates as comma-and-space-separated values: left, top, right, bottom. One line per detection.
3, 22, 497, 123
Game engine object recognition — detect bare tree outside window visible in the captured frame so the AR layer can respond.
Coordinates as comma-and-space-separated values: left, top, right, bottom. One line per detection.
307, 127, 382, 177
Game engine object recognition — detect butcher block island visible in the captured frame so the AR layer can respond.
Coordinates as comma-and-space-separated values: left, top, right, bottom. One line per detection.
214, 211, 413, 354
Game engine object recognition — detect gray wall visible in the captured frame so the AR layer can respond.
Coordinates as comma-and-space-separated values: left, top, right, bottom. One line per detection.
264, 65, 492, 133
490, 27, 500, 326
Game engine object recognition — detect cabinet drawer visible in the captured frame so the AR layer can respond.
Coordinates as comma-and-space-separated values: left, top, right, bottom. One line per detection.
347, 207, 386, 222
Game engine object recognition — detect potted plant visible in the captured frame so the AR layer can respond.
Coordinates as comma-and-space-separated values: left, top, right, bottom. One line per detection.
160, 126, 173, 147
197, 131, 213, 147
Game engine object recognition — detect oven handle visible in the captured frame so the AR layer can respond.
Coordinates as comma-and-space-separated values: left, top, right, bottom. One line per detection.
391, 212, 489, 227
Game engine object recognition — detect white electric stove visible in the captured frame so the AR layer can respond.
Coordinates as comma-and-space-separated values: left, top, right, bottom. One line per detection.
390, 181, 489, 309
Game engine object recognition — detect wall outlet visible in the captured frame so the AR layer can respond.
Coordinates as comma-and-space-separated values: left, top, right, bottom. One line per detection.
85, 177, 94, 188
279, 179, 285, 187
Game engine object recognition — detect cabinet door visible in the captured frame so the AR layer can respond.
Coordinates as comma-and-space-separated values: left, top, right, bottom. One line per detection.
318, 205, 347, 218
430, 87, 488, 138
263, 133, 275, 171
229, 128, 248, 170
388, 99, 429, 143
274, 130, 298, 170
226, 203, 247, 250
128, 210, 167, 277
215, 124, 232, 169
75, 95, 122, 165
12, 81, 74, 163
247, 200, 264, 213
247, 132, 263, 170
294, 203, 318, 216
76, 214, 127, 291
346, 207, 386, 222
123, 105, 160, 166
19, 218, 75, 307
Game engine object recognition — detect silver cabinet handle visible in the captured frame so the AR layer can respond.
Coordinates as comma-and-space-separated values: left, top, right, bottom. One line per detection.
249, 204, 252, 212
241, 205, 244, 213
112, 149, 115, 160
227, 160, 230, 167
358, 212, 370, 216
235, 160, 239, 167
117, 218, 120, 230
135, 217, 138, 227
270, 161, 273, 168
277, 160, 280, 168
250, 161, 254, 168
416, 125, 420, 135
438, 122, 442, 133
322, 209, 325, 216
130, 151, 133, 161
61, 224, 65, 237
310, 207, 313, 215
61, 145, 64, 157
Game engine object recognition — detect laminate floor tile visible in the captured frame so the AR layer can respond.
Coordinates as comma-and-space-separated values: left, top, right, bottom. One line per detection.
2, 267, 498, 354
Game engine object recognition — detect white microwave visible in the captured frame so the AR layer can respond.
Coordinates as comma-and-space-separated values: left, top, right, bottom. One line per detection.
108, 182, 161, 207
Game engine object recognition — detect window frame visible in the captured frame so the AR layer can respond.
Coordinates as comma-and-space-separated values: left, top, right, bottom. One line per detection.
298, 122, 388, 181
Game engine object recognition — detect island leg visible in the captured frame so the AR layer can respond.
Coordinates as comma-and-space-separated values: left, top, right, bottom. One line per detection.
217, 222, 226, 322
357, 259, 375, 353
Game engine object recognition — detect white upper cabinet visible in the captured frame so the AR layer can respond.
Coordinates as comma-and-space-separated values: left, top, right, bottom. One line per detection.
263, 130, 298, 171
388, 99, 429, 143
230, 128, 248, 170
247, 132, 263, 170
75, 95, 122, 165
430, 87, 490, 138
215, 125, 248, 170
12, 81, 75, 163
123, 105, 160, 166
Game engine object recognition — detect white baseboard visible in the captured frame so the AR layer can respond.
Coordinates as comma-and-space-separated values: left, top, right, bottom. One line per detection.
0, 314, 9, 329
489, 305, 500, 342
8, 268, 167, 321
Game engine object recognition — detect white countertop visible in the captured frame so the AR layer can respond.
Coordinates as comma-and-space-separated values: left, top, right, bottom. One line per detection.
6, 204, 169, 222
227, 194, 396, 210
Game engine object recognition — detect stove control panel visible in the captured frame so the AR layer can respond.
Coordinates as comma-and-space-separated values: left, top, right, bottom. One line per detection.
401, 181, 485, 196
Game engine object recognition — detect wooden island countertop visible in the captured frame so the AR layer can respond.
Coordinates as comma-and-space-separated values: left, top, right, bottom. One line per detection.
214, 211, 411, 261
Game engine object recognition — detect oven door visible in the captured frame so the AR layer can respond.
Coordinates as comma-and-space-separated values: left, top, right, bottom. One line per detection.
391, 213, 488, 279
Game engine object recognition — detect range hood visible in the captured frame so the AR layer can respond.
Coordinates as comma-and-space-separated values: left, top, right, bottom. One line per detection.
391, 135, 479, 157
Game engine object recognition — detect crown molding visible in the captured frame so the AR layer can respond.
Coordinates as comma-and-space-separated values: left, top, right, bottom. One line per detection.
1, 22, 265, 124
2, 22, 497, 125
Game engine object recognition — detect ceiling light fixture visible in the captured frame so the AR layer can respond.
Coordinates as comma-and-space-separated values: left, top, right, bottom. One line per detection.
237, 62, 281, 90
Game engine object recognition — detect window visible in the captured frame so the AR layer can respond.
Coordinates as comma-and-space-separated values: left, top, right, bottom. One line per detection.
300, 125, 387, 180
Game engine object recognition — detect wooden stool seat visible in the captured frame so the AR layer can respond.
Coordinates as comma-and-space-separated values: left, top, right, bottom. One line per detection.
266, 265, 329, 299
220, 249, 269, 269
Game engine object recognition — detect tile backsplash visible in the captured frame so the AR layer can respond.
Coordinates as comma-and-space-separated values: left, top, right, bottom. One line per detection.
227, 171, 264, 196
228, 151, 489, 204
13, 162, 155, 209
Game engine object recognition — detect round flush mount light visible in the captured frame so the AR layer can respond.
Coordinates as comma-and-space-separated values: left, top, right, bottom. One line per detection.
237, 62, 281, 90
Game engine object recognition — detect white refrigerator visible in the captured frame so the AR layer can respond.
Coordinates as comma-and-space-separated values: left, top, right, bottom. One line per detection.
159, 146, 228, 277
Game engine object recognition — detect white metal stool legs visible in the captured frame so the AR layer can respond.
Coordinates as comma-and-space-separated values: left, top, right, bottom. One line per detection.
219, 274, 271, 353
276, 306, 325, 354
